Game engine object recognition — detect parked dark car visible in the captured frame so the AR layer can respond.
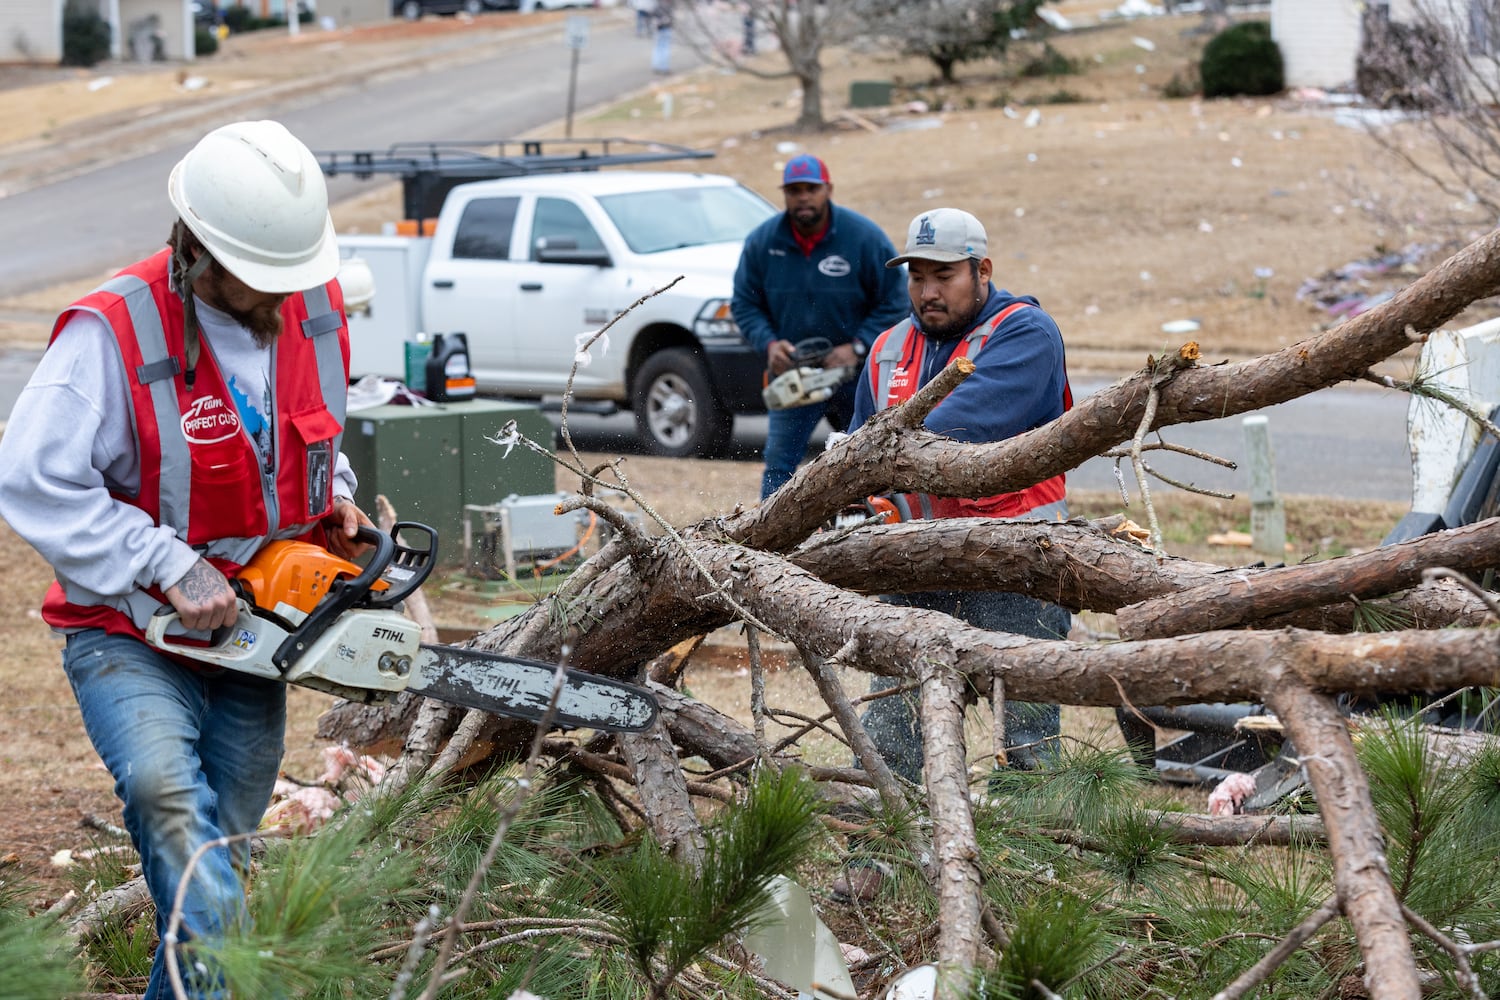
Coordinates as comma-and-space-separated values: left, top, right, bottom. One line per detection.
394, 0, 514, 18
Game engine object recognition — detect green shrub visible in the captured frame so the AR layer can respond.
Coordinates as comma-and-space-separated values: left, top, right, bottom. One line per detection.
195, 26, 219, 56
61, 0, 112, 67
222, 4, 255, 32
1200, 20, 1284, 98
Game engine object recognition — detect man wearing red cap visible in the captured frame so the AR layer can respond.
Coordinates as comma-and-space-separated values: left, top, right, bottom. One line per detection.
732, 154, 909, 498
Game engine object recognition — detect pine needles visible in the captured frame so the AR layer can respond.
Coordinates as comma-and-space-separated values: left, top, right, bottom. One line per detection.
601, 766, 823, 998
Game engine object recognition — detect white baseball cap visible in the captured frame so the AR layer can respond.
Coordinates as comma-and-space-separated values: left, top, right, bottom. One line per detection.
887, 208, 988, 267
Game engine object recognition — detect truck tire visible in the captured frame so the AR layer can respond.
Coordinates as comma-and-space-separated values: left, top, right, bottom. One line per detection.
463, 0, 482, 12
633, 348, 733, 458
400, 0, 422, 19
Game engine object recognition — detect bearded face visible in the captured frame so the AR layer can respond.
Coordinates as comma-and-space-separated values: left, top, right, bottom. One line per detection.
908, 258, 988, 342
199, 260, 287, 347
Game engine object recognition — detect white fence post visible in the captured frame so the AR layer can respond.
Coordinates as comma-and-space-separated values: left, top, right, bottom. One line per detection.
1243, 415, 1287, 560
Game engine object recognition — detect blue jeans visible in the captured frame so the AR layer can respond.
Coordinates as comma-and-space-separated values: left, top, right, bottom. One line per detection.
651, 26, 672, 72
760, 378, 855, 499
861, 590, 1070, 784
63, 630, 286, 1000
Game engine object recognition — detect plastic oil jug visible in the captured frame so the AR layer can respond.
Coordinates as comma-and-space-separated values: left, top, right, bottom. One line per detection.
425, 332, 477, 402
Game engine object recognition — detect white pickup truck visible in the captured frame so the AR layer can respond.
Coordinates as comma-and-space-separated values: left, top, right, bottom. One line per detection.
337, 166, 777, 457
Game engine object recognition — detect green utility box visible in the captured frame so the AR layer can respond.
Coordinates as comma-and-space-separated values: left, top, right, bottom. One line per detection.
849, 80, 893, 108
341, 400, 555, 565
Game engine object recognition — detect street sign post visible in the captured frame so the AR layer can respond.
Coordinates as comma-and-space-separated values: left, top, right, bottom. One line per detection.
564, 16, 589, 139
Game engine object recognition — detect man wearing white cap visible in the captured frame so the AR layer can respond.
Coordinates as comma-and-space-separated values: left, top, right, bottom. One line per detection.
847, 207, 1073, 784
0, 120, 370, 998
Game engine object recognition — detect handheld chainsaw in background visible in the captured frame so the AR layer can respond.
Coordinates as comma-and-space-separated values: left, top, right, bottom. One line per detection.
761, 337, 858, 411
146, 524, 658, 734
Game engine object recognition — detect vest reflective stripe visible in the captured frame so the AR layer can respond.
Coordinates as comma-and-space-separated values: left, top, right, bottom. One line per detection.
301, 284, 348, 431
873, 321, 912, 410
103, 273, 197, 540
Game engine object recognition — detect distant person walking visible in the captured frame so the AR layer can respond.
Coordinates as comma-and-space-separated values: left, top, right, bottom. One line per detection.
632, 0, 656, 37
651, 0, 673, 73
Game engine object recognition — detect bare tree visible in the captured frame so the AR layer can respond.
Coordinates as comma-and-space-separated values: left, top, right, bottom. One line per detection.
862, 0, 1049, 84
679, 0, 1054, 124
678, 0, 872, 129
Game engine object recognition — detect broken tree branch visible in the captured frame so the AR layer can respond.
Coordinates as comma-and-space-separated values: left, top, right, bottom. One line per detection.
1116, 516, 1500, 638
1262, 680, 1419, 1000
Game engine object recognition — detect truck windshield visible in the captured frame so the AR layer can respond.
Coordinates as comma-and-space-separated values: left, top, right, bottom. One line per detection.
598, 184, 775, 254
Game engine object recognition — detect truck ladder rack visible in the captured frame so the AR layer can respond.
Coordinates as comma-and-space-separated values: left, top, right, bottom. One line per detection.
316, 137, 715, 226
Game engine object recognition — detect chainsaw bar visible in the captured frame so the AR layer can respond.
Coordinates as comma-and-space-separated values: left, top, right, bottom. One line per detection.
409, 644, 659, 734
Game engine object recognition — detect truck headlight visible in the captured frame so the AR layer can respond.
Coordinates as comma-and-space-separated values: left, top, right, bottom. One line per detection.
694, 299, 744, 345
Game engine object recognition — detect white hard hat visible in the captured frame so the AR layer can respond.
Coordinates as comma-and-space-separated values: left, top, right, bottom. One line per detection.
168, 120, 339, 294
337, 256, 375, 314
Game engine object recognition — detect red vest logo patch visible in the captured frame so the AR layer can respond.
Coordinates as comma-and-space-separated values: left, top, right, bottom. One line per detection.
180, 394, 242, 444
886, 365, 914, 406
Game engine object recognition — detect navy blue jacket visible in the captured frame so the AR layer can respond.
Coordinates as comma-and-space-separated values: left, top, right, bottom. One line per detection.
849, 285, 1069, 446
731, 203, 909, 358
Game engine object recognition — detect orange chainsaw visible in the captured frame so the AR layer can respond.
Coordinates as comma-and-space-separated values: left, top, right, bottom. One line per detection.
146, 523, 657, 733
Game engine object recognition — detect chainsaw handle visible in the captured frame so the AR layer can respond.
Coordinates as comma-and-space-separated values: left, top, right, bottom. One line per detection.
270, 522, 438, 672
366, 521, 437, 609
270, 524, 391, 671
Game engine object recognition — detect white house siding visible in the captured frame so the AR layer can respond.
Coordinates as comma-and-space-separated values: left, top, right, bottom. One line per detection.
0, 0, 65, 62
1270, 0, 1365, 88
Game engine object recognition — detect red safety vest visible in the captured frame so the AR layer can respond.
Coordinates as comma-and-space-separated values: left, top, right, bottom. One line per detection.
41, 249, 351, 638
868, 302, 1071, 519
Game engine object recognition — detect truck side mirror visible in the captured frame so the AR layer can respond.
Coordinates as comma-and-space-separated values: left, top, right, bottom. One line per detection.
534, 236, 611, 267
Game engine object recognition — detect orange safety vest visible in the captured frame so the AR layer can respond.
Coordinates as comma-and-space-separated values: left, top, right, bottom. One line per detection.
868, 301, 1071, 519
41, 249, 351, 638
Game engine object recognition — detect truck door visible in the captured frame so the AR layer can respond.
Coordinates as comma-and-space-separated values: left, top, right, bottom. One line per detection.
510, 196, 620, 394
422, 195, 521, 381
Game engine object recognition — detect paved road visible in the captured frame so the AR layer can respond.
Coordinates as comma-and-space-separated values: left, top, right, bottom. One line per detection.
0, 12, 680, 299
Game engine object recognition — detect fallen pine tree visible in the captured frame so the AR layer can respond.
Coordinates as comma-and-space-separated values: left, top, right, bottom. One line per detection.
34, 227, 1500, 1000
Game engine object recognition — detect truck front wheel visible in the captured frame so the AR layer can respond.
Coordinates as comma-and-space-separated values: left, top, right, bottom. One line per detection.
633, 348, 733, 458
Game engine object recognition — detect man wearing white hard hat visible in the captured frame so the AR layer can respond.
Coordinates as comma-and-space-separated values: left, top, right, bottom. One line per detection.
0, 120, 370, 998
845, 207, 1072, 799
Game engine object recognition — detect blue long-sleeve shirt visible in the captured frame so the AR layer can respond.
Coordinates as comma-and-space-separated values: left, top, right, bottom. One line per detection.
848, 285, 1069, 445
731, 203, 909, 358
